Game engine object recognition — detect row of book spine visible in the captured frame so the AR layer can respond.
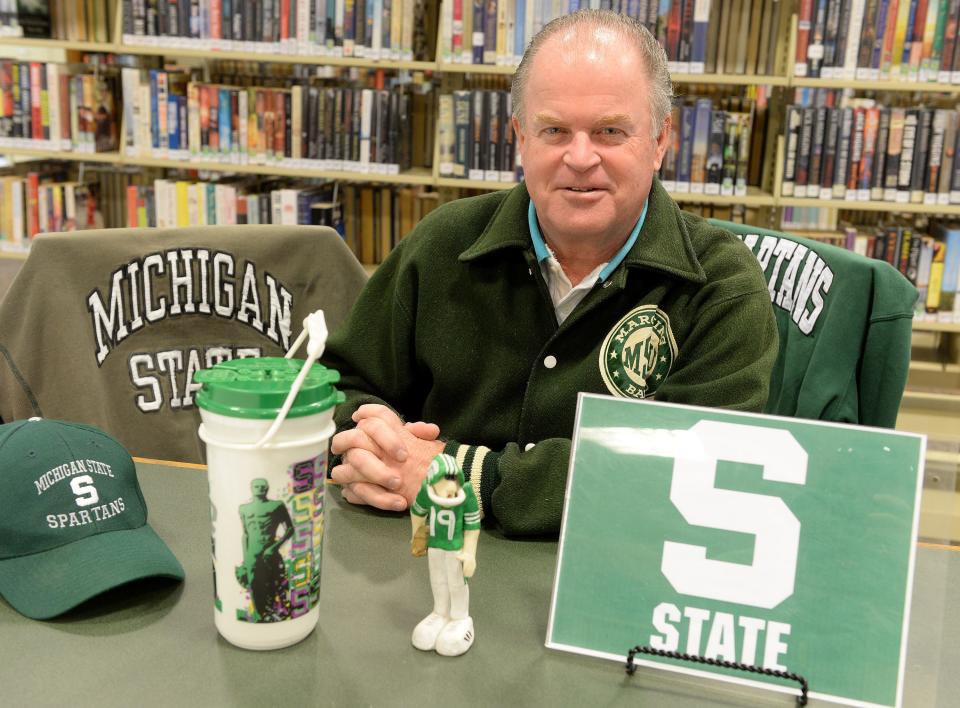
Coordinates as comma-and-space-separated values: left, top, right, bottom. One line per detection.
0, 173, 100, 247
441, 0, 785, 75
121, 0, 423, 61
0, 1, 116, 40
340, 182, 439, 263
0, 61, 120, 153
122, 67, 423, 173
125, 178, 341, 228
795, 0, 960, 83
436, 90, 517, 183
659, 97, 754, 197
844, 221, 960, 322
122, 177, 439, 264
782, 100, 960, 204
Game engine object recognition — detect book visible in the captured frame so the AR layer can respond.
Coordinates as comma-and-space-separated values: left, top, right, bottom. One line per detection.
884, 106, 905, 200
833, 106, 853, 199
909, 106, 933, 203
795, 106, 815, 198
934, 223, 960, 320
870, 107, 890, 200
16, 0, 50, 37
820, 106, 841, 198
676, 102, 696, 193
704, 107, 724, 195
689, 97, 712, 193
781, 105, 802, 197
897, 108, 918, 202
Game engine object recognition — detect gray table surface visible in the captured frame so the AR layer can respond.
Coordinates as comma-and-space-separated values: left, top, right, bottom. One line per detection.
1, 462, 957, 707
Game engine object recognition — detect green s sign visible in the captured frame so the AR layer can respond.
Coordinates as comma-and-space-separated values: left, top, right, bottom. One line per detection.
547, 394, 924, 707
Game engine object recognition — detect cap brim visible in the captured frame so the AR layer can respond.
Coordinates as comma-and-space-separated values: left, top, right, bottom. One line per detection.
0, 525, 185, 620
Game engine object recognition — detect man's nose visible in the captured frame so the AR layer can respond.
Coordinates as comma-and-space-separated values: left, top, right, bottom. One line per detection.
563, 132, 601, 171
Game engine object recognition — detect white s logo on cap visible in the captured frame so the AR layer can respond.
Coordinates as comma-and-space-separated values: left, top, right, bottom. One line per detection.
70, 476, 100, 507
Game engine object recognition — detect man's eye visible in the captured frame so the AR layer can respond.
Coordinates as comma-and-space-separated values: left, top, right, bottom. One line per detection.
600, 127, 624, 136
543, 127, 562, 135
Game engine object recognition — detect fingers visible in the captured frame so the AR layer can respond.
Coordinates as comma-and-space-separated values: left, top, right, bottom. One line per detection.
353, 403, 405, 427
340, 484, 364, 505
329, 448, 402, 491
355, 416, 409, 462
404, 421, 441, 440
342, 481, 408, 511
330, 425, 384, 456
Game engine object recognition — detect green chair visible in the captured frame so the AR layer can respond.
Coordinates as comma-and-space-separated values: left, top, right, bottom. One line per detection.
709, 219, 917, 428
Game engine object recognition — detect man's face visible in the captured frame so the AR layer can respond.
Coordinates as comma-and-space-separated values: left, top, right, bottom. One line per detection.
514, 28, 670, 252
252, 479, 269, 499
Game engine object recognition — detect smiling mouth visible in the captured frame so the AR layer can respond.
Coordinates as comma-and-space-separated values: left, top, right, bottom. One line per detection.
566, 187, 599, 192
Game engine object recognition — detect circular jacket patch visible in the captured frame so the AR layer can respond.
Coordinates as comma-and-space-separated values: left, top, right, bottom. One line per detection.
599, 305, 677, 399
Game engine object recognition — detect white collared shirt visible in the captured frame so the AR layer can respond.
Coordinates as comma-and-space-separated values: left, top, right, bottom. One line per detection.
539, 249, 607, 325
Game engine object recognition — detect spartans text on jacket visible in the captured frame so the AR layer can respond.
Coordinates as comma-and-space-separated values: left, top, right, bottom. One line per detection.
737, 234, 834, 335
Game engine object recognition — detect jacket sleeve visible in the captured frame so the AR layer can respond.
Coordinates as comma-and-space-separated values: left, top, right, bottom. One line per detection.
859, 264, 917, 428
656, 288, 779, 411
442, 437, 571, 537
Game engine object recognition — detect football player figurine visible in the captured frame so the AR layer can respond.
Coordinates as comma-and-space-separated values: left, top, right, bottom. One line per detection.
410, 453, 481, 656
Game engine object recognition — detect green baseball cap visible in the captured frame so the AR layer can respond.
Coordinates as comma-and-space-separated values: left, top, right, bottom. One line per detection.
0, 418, 185, 619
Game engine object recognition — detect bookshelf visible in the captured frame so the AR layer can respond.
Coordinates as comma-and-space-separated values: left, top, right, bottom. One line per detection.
1, 1, 960, 431
0, 5, 957, 235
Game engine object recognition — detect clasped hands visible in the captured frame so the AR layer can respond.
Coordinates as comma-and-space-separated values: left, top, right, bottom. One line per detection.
330, 404, 445, 511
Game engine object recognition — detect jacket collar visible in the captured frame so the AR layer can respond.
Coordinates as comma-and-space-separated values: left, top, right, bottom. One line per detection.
458, 178, 707, 285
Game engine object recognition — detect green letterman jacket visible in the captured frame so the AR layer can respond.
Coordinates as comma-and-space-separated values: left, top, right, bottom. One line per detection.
322, 179, 778, 536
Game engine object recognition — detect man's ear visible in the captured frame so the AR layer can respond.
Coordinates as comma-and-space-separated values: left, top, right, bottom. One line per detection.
512, 115, 525, 152
652, 113, 672, 171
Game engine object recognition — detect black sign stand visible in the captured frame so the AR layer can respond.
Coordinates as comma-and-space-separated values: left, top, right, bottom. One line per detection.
625, 645, 809, 706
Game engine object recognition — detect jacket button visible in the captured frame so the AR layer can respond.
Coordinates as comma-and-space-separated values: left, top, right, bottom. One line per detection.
543, 355, 557, 369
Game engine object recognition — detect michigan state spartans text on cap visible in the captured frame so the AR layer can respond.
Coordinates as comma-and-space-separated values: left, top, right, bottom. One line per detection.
0, 418, 184, 619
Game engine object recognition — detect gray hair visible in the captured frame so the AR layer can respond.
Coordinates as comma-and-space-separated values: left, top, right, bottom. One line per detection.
511, 10, 674, 139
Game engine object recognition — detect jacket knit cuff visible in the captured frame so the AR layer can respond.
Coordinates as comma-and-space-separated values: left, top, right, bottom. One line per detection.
443, 441, 499, 521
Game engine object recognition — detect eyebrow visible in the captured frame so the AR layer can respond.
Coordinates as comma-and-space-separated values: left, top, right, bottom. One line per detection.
532, 112, 634, 128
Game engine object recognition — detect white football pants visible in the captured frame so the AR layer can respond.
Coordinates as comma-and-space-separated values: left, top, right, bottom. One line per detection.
427, 547, 469, 620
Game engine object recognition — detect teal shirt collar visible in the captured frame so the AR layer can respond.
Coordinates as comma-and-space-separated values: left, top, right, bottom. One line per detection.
527, 199, 649, 282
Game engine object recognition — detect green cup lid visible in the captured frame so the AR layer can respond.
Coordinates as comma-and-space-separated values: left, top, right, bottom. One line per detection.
194, 357, 344, 419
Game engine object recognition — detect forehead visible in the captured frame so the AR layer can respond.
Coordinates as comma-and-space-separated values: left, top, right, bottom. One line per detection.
525, 29, 650, 115
531, 26, 647, 79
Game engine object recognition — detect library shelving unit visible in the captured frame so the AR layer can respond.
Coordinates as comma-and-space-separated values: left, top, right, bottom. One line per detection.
2, 3, 960, 437
0, 2, 792, 203
773, 8, 960, 448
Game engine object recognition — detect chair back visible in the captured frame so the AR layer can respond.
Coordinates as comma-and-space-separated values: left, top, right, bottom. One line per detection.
0, 225, 368, 462
709, 219, 917, 428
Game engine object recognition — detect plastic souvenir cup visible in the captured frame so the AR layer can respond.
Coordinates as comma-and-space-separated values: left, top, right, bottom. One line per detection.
195, 357, 343, 651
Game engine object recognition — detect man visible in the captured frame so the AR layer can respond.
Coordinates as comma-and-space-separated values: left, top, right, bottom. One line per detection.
409, 454, 481, 656
236, 478, 295, 622
322, 10, 778, 536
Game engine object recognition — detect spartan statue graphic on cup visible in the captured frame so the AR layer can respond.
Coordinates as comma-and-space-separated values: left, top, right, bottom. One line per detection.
235, 478, 294, 623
